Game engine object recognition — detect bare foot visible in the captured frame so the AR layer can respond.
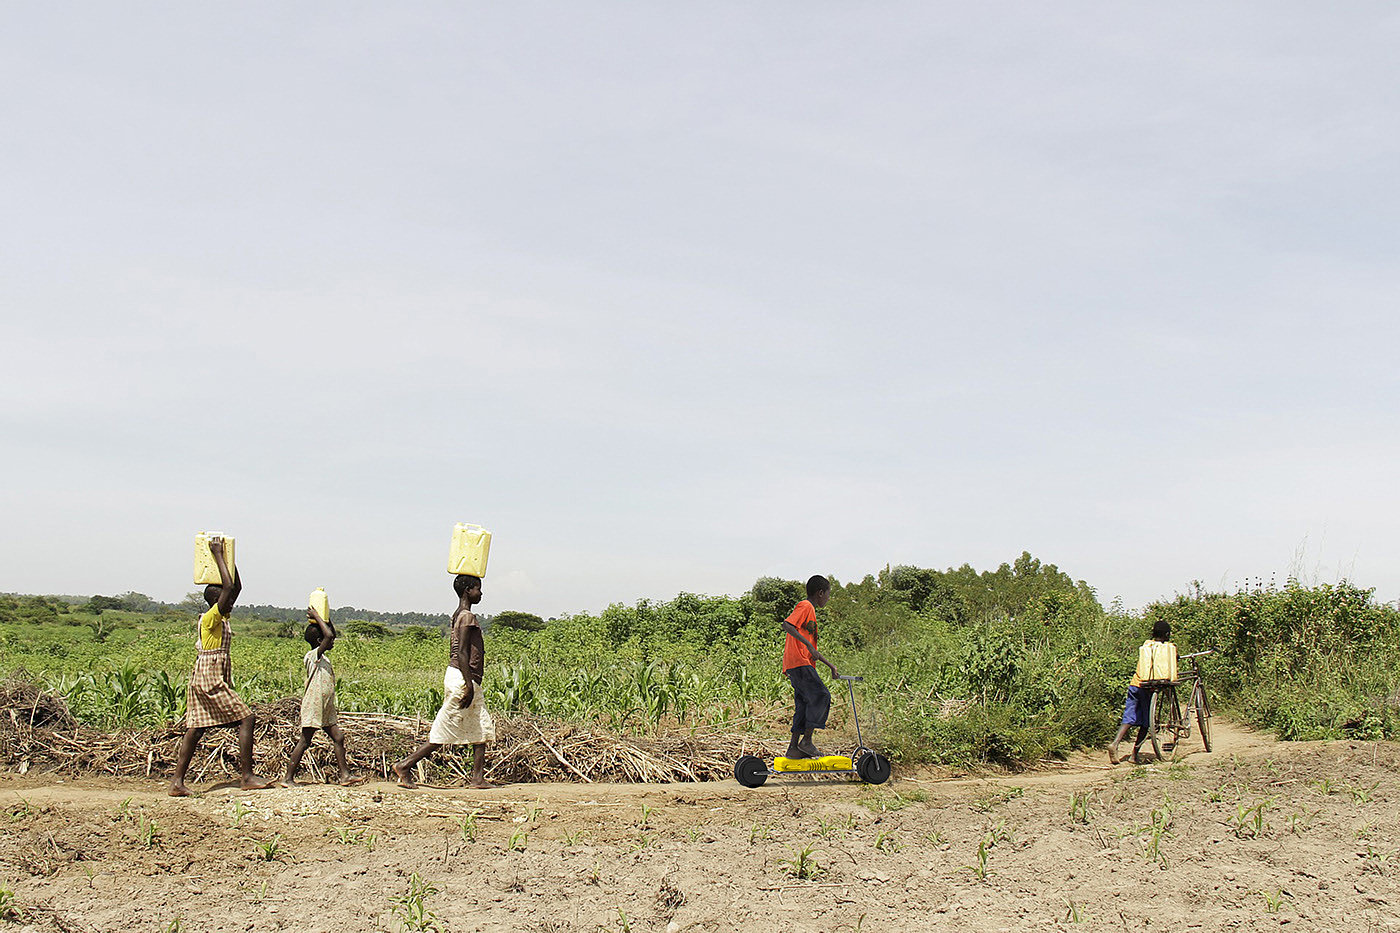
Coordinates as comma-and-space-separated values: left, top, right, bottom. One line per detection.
1108, 744, 1120, 765
240, 776, 276, 791
339, 774, 369, 787
278, 778, 300, 788
469, 780, 492, 790
392, 763, 417, 788
167, 783, 191, 797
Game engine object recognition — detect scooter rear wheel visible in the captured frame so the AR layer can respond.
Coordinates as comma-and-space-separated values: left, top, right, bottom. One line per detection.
856, 752, 891, 785
734, 755, 769, 788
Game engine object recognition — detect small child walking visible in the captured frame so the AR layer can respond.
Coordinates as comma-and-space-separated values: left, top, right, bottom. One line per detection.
393, 574, 496, 789
781, 575, 839, 760
1109, 619, 1178, 764
282, 604, 365, 786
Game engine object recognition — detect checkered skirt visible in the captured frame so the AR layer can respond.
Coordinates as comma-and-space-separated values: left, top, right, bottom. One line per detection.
185, 616, 252, 729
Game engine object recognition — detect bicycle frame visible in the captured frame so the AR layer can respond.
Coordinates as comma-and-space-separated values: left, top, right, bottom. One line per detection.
1147, 650, 1213, 761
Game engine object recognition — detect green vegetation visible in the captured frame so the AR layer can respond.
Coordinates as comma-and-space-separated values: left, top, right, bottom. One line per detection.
1147, 578, 1400, 741
4, 556, 1399, 769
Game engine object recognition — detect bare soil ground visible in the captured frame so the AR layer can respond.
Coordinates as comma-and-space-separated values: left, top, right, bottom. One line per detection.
2, 720, 1398, 932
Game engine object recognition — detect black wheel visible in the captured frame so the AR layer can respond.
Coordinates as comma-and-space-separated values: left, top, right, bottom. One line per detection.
1147, 687, 1181, 762
734, 755, 768, 788
856, 752, 891, 785
1194, 681, 1212, 753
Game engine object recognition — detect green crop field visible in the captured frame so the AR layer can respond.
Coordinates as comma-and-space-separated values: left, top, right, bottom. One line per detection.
4, 552, 1399, 766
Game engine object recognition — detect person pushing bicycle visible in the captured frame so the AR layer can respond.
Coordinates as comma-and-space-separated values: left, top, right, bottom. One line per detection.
1109, 619, 1177, 764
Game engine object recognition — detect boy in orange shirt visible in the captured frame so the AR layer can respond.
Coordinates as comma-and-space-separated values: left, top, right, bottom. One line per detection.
781, 575, 839, 759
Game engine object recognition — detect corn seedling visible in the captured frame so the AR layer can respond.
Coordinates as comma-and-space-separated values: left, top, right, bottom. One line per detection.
1355, 821, 1375, 841
818, 813, 857, 838
965, 835, 992, 881
508, 830, 528, 852
1348, 781, 1380, 805
388, 872, 441, 932
139, 814, 160, 848
924, 829, 948, 846
230, 801, 250, 828
963, 821, 1008, 881
253, 834, 282, 862
1360, 845, 1396, 874
1263, 889, 1291, 913
1069, 792, 1093, 824
1286, 808, 1313, 836
859, 789, 924, 814
1231, 800, 1270, 839
587, 860, 601, 885
1142, 804, 1172, 868
164, 918, 183, 933
971, 787, 1023, 813
637, 803, 653, 827
7, 797, 33, 822
1313, 778, 1336, 795
616, 907, 632, 933
629, 832, 657, 853
873, 830, 903, 853
0, 885, 16, 922
778, 843, 823, 880
748, 820, 771, 845
459, 810, 480, 843
1064, 900, 1085, 924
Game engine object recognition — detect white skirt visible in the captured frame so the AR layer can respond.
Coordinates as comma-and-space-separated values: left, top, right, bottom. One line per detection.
428, 667, 495, 746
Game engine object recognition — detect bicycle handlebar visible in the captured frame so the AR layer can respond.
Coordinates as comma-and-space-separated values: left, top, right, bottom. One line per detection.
837, 675, 864, 682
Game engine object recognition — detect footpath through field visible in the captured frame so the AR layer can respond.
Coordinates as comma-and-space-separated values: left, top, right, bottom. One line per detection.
3, 720, 1398, 932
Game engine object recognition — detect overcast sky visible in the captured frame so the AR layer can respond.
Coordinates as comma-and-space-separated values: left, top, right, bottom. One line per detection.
2, 3, 1397, 618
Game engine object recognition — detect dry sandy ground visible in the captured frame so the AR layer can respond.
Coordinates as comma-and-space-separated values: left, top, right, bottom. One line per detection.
1, 721, 1398, 932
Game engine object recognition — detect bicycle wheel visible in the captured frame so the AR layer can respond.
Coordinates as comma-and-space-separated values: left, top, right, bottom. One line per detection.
1193, 681, 1212, 753
1147, 687, 1181, 762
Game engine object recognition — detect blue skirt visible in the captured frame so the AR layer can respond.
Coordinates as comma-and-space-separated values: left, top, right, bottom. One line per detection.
1121, 685, 1152, 727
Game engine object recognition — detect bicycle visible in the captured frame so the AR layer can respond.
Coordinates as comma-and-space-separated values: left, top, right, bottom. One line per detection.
1145, 649, 1213, 761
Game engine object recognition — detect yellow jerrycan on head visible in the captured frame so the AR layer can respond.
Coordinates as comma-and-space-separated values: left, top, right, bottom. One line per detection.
448, 523, 491, 577
309, 587, 329, 622
193, 532, 236, 585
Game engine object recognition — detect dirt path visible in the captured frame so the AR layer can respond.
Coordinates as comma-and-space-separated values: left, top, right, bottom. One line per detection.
2, 721, 1398, 932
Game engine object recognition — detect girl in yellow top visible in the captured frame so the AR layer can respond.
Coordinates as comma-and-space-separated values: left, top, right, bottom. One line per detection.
168, 536, 275, 796
1109, 619, 1178, 765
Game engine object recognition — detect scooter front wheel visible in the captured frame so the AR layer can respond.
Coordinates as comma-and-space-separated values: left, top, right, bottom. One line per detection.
734, 755, 769, 788
856, 751, 891, 785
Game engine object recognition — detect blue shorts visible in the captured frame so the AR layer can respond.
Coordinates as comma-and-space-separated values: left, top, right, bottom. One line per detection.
1121, 685, 1152, 727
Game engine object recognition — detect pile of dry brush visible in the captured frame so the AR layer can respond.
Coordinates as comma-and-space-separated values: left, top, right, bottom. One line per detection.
1, 678, 775, 786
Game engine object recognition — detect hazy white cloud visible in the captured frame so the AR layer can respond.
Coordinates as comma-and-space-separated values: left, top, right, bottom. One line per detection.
2, 3, 1397, 617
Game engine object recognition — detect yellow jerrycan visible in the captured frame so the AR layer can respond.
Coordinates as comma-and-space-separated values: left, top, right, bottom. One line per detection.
309, 587, 330, 623
193, 532, 236, 585
448, 523, 491, 577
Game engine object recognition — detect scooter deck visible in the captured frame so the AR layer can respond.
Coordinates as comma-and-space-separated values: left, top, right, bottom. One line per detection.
773, 755, 854, 772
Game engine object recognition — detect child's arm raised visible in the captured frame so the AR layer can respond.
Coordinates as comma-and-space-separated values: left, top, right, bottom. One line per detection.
307, 607, 334, 657
208, 537, 242, 615
782, 622, 839, 678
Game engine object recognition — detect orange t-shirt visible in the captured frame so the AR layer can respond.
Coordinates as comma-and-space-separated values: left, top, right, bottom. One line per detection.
782, 600, 818, 671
